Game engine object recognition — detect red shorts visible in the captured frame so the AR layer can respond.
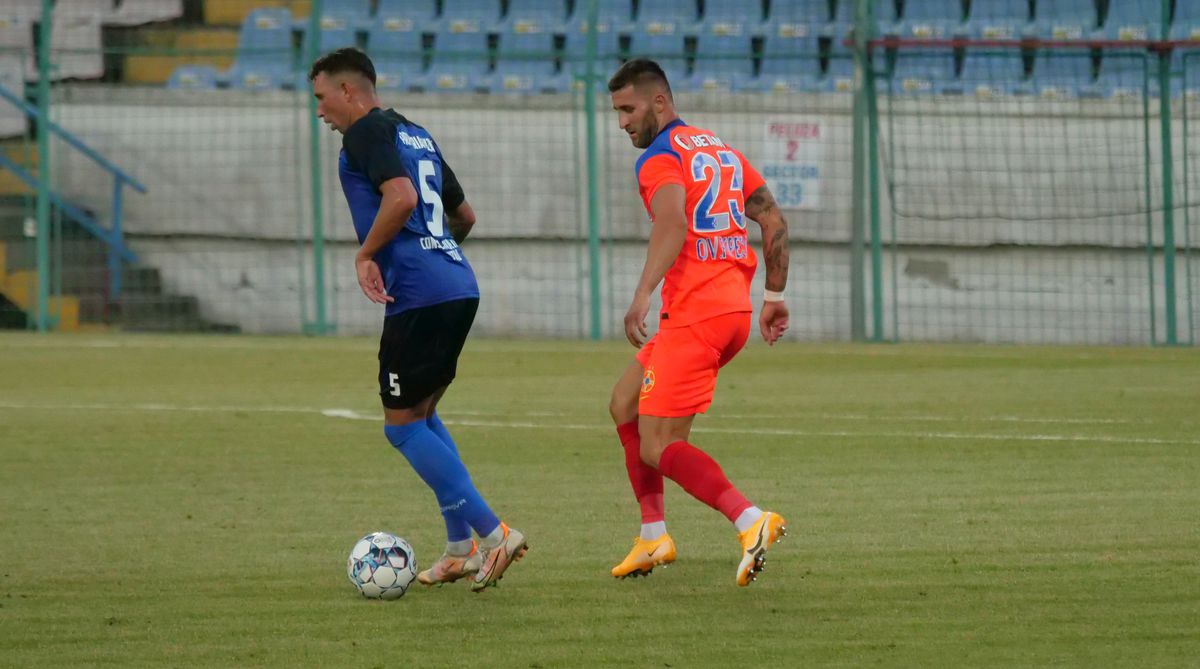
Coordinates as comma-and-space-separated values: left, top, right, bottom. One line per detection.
636, 311, 752, 418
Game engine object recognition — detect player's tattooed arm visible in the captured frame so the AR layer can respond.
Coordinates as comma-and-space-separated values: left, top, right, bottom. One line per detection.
448, 201, 476, 244
745, 185, 789, 292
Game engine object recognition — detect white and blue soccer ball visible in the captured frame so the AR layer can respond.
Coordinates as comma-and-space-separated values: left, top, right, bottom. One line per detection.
347, 531, 417, 600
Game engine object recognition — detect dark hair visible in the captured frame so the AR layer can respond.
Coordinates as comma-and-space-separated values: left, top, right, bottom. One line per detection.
607, 58, 672, 96
309, 47, 376, 86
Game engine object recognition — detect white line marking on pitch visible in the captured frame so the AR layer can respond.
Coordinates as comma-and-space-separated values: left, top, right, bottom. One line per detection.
1, 401, 1194, 446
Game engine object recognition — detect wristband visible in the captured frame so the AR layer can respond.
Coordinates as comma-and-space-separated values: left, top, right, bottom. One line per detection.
763, 290, 785, 302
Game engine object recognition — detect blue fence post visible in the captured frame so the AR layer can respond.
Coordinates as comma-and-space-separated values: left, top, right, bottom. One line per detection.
110, 178, 124, 300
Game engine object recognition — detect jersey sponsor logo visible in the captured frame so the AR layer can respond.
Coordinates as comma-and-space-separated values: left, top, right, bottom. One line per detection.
674, 132, 726, 153
695, 235, 749, 262
397, 131, 436, 152
420, 235, 464, 261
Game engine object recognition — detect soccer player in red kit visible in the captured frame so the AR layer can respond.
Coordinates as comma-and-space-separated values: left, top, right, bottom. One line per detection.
606, 59, 792, 586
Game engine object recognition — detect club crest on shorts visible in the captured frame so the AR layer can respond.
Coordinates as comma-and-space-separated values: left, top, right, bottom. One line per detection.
641, 368, 656, 396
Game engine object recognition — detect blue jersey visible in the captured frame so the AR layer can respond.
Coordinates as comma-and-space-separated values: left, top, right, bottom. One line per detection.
339, 108, 479, 317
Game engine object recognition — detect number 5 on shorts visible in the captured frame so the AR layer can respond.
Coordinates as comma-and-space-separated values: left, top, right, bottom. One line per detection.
388, 373, 401, 396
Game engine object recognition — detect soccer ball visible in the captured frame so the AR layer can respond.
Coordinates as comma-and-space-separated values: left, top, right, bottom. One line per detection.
346, 531, 417, 600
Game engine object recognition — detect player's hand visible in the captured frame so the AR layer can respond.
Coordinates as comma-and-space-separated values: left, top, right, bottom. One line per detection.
759, 300, 789, 346
623, 291, 651, 348
355, 255, 394, 305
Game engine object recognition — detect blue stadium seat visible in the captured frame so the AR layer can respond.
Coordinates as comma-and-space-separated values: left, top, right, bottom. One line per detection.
1172, 0, 1200, 40
761, 0, 824, 46
440, 0, 502, 33
702, 0, 766, 36
504, 0, 568, 33
567, 0, 632, 33
1182, 51, 1200, 98
1095, 52, 1148, 98
492, 29, 567, 93
1099, 0, 1162, 41
635, 0, 697, 36
421, 28, 490, 92
366, 20, 425, 90
562, 22, 622, 89
892, 0, 967, 39
685, 28, 754, 92
627, 24, 688, 84
1032, 0, 1098, 40
320, 0, 371, 26
834, 0, 892, 37
889, 51, 957, 94
824, 56, 856, 93
965, 0, 1031, 39
374, 0, 438, 34
229, 8, 294, 89
168, 64, 219, 89
300, 19, 359, 56
959, 51, 1030, 97
1031, 50, 1095, 98
752, 31, 823, 93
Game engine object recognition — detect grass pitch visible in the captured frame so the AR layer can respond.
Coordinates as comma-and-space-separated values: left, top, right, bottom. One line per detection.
1, 334, 1197, 668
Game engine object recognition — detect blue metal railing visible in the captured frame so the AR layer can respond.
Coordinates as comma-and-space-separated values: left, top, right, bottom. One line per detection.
0, 82, 145, 299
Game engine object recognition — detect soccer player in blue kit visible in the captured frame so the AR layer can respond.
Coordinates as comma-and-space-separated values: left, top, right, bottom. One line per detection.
309, 48, 526, 592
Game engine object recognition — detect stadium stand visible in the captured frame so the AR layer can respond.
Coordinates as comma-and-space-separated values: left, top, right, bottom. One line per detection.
959, 50, 1031, 97
890, 50, 959, 94
366, 17, 425, 91
421, 27, 490, 92
891, 0, 967, 39
966, 0, 1032, 39
1098, 0, 1161, 41
686, 26, 754, 92
491, 28, 566, 93
1033, 0, 1098, 39
627, 22, 688, 85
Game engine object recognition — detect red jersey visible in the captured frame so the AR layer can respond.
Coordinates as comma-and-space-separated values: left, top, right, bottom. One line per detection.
635, 119, 765, 328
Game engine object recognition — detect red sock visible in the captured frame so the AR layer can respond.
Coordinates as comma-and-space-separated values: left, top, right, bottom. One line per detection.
658, 441, 752, 523
617, 421, 664, 523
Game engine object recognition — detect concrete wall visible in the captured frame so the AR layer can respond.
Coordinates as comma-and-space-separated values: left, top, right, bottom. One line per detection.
42, 87, 1200, 343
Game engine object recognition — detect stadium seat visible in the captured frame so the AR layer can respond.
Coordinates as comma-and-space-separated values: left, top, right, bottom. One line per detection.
374, 0, 438, 34
167, 64, 220, 89
366, 19, 425, 90
1096, 52, 1148, 99
562, 22, 621, 89
685, 28, 754, 92
227, 8, 294, 90
300, 19, 359, 55
106, 0, 184, 26
761, 0, 824, 48
1031, 50, 1096, 98
889, 50, 957, 94
702, 0, 766, 36
319, 0, 372, 27
567, 0, 633, 35
965, 0, 1031, 39
635, 0, 697, 36
440, 0, 502, 33
959, 50, 1030, 97
824, 55, 856, 93
504, 0, 568, 34
892, 0, 967, 39
1099, 0, 1162, 41
752, 31, 823, 93
1172, 0, 1200, 40
0, 54, 26, 139
831, 0, 893, 37
627, 24, 688, 85
1032, 0, 1098, 39
1182, 51, 1200, 98
491, 29, 567, 93
421, 28, 490, 92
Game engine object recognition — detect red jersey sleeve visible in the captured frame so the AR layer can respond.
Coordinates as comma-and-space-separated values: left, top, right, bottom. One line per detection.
734, 149, 766, 196
636, 153, 685, 217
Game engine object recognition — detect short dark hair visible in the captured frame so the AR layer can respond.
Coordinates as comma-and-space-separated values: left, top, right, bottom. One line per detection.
607, 58, 672, 96
309, 47, 376, 86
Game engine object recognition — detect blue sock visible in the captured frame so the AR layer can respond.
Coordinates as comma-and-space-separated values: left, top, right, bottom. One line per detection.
385, 422, 501, 539
426, 412, 473, 543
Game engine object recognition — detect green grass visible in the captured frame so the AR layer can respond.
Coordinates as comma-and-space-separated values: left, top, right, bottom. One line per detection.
1, 334, 1198, 668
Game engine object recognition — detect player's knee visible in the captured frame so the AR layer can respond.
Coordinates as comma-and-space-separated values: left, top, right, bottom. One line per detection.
608, 388, 636, 425
639, 439, 666, 468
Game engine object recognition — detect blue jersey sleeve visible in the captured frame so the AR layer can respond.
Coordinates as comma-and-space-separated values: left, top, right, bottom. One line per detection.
342, 112, 410, 191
